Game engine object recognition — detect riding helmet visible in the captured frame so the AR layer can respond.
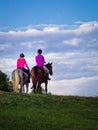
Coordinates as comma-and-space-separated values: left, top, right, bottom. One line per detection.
20, 53, 25, 57
38, 49, 42, 54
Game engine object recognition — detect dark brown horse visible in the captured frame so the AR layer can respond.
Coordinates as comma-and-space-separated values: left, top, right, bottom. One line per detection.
31, 63, 53, 94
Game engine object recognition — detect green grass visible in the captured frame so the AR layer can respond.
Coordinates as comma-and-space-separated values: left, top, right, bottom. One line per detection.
0, 91, 98, 130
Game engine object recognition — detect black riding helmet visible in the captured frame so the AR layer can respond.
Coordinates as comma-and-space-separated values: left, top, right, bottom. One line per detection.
38, 49, 42, 54
20, 53, 25, 57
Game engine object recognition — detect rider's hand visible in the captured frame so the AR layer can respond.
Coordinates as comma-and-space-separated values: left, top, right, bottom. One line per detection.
28, 68, 30, 71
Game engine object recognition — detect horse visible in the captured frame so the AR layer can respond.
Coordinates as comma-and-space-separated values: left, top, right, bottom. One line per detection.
31, 63, 53, 94
12, 69, 29, 93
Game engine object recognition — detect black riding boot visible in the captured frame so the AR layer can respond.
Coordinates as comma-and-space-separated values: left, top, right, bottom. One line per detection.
27, 70, 30, 83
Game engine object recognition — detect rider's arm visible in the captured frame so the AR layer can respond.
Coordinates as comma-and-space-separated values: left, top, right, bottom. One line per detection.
24, 59, 29, 69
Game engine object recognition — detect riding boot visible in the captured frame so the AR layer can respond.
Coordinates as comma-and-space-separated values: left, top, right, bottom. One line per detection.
28, 71, 30, 83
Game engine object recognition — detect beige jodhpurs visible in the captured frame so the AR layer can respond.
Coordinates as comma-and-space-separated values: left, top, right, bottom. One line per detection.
43, 66, 49, 74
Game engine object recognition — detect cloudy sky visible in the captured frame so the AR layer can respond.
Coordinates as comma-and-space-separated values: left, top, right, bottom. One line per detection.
0, 0, 98, 96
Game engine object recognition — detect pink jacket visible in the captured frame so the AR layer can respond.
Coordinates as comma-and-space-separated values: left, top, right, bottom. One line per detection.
36, 54, 45, 66
17, 58, 29, 69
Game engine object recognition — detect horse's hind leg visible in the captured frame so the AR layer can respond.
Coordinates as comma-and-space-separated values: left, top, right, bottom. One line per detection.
19, 82, 24, 93
45, 82, 48, 94
31, 77, 38, 93
26, 84, 28, 93
22, 86, 25, 93
37, 82, 41, 93
19, 86, 22, 93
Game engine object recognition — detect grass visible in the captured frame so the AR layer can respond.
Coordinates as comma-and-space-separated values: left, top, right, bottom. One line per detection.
0, 91, 98, 130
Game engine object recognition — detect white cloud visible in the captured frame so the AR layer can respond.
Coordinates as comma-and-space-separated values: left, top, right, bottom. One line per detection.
75, 21, 98, 35
20, 42, 33, 48
0, 58, 16, 73
63, 38, 81, 46
0, 21, 98, 96
25, 28, 41, 34
0, 43, 12, 50
48, 76, 98, 96
43, 26, 60, 32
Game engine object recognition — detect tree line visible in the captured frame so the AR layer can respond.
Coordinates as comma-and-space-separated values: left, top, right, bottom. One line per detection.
0, 70, 13, 92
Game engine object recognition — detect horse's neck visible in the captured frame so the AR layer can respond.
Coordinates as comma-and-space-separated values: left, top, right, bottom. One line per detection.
45, 64, 48, 69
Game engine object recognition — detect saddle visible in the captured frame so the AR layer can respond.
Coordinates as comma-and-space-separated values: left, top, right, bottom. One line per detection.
33, 66, 50, 80
20, 68, 30, 83
34, 66, 43, 74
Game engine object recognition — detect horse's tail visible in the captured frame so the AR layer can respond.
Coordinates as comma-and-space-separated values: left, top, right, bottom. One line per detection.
31, 67, 39, 91
31, 67, 35, 84
13, 70, 20, 92
31, 74, 38, 89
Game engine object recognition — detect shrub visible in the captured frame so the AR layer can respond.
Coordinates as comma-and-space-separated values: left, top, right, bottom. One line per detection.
0, 70, 13, 92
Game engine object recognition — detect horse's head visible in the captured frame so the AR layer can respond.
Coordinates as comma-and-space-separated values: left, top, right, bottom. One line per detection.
46, 62, 53, 76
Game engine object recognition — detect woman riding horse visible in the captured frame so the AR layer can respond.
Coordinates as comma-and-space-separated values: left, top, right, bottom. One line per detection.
35, 49, 51, 80
12, 53, 30, 93
17, 53, 30, 83
31, 63, 53, 94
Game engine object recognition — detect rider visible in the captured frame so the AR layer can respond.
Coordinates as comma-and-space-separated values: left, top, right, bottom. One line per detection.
17, 53, 30, 83
35, 49, 51, 80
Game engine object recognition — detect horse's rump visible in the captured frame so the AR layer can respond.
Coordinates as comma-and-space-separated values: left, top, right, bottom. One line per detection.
31, 66, 46, 83
12, 69, 28, 92
31, 67, 35, 84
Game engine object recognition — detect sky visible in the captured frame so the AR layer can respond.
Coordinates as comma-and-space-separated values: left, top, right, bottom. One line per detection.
0, 0, 98, 96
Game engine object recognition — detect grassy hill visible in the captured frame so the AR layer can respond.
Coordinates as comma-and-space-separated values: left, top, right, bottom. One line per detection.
0, 91, 98, 130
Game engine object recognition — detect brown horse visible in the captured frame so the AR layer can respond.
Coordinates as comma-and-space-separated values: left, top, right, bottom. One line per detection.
12, 69, 29, 93
31, 63, 53, 94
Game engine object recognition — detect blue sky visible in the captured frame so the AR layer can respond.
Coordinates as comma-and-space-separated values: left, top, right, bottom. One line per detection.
0, 0, 98, 28
0, 0, 98, 96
